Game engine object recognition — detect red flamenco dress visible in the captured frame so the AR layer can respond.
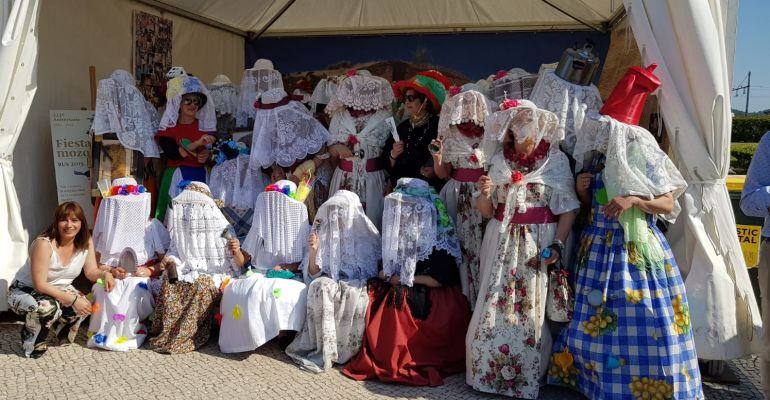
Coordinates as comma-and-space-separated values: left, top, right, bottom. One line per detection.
343, 249, 470, 386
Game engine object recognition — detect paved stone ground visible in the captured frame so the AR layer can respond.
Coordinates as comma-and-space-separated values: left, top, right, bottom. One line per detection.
0, 322, 762, 399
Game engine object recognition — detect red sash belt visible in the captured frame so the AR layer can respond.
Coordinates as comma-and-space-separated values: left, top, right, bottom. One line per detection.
452, 168, 484, 183
339, 157, 385, 173
494, 205, 558, 224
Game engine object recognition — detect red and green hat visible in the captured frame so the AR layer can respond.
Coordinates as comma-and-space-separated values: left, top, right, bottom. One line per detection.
393, 70, 450, 111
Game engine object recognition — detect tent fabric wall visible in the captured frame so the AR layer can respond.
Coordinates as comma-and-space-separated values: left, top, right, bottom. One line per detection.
624, 0, 761, 360
0, 0, 40, 311
13, 0, 244, 242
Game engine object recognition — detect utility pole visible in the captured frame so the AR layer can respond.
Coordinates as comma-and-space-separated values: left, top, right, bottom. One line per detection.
733, 71, 751, 115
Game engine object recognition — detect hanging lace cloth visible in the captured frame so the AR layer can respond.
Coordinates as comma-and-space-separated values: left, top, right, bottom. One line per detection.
309, 77, 340, 114
207, 74, 238, 116
243, 182, 310, 266
249, 88, 329, 170
160, 75, 217, 132
438, 90, 491, 166
309, 190, 381, 282
166, 182, 235, 281
92, 70, 161, 157
485, 101, 575, 233
92, 177, 168, 266
529, 69, 603, 156
381, 178, 461, 287
236, 59, 284, 126
210, 154, 266, 210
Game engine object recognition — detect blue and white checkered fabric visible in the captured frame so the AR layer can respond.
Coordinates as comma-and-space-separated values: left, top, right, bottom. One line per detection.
548, 177, 703, 399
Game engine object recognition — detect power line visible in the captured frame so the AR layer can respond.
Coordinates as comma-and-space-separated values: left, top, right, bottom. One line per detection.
732, 71, 751, 115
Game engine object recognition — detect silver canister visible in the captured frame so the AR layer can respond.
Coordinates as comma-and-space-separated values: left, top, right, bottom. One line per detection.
554, 42, 601, 86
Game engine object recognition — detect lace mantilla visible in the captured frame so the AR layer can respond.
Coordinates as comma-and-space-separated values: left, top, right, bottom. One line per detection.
529, 69, 602, 155
309, 77, 341, 114
92, 70, 161, 157
438, 90, 491, 167
210, 154, 267, 210
482, 101, 560, 168
236, 68, 284, 126
325, 73, 394, 113
249, 99, 329, 169
309, 190, 381, 282
207, 80, 238, 116
381, 178, 461, 287
243, 191, 310, 266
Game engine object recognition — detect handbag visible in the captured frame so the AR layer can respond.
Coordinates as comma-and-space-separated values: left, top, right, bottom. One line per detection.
546, 267, 574, 322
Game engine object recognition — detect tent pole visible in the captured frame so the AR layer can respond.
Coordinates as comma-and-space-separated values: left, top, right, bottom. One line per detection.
539, 0, 606, 34
251, 0, 297, 39
133, 0, 248, 37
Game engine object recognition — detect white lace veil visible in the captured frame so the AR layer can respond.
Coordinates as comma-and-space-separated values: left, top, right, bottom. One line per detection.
207, 74, 238, 116
249, 88, 329, 170
236, 59, 284, 126
309, 77, 340, 114
438, 90, 491, 165
309, 190, 381, 282
160, 76, 217, 132
167, 182, 234, 279
381, 178, 461, 287
485, 103, 575, 233
573, 112, 687, 221
243, 182, 310, 265
209, 154, 267, 209
325, 71, 394, 114
92, 70, 161, 157
93, 177, 155, 266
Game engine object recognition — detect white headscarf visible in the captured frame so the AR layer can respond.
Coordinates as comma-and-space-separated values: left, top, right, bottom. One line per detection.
92, 70, 160, 157
92, 177, 168, 266
243, 180, 310, 267
325, 70, 394, 114
160, 75, 217, 132
308, 190, 381, 282
209, 154, 268, 210
309, 76, 341, 114
236, 59, 284, 126
167, 182, 235, 281
207, 74, 238, 116
484, 101, 575, 233
249, 88, 330, 170
381, 178, 461, 287
438, 90, 491, 166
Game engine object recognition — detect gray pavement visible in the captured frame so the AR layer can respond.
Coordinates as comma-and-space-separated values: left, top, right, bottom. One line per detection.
0, 322, 762, 399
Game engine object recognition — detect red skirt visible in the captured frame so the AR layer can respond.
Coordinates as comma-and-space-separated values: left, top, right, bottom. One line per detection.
342, 280, 470, 386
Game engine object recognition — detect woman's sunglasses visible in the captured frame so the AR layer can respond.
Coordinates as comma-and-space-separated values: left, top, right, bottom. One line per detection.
182, 97, 201, 106
404, 94, 421, 103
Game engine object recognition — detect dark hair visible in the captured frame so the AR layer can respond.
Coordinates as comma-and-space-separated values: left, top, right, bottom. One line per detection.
404, 90, 435, 114
41, 202, 90, 252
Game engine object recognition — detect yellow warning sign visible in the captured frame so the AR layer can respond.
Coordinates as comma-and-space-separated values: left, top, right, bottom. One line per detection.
736, 224, 761, 268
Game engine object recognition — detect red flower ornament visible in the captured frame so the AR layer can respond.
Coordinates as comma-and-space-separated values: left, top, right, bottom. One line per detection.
511, 171, 524, 184
347, 134, 359, 146
346, 69, 358, 77
469, 154, 479, 164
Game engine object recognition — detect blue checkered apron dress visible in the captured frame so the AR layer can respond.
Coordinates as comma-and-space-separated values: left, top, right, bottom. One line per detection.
547, 174, 703, 399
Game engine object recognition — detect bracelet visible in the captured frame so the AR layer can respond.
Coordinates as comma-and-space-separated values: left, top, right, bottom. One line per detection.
389, 152, 397, 160
69, 294, 78, 307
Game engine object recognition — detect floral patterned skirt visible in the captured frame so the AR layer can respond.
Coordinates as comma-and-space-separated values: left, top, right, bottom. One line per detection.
148, 275, 218, 354
286, 277, 369, 373
548, 212, 703, 399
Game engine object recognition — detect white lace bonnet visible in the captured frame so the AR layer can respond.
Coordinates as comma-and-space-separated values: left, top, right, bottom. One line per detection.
325, 70, 394, 114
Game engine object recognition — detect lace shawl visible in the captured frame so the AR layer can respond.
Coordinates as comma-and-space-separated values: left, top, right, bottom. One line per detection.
309, 77, 340, 114
160, 76, 217, 132
325, 73, 394, 113
438, 90, 490, 166
249, 89, 329, 169
209, 154, 267, 209
236, 68, 284, 126
308, 190, 381, 282
92, 70, 161, 157
243, 191, 310, 266
166, 183, 235, 280
481, 100, 560, 168
381, 178, 461, 287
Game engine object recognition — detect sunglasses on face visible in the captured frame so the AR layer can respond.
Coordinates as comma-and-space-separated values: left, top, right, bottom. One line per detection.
404, 94, 420, 103
182, 97, 201, 106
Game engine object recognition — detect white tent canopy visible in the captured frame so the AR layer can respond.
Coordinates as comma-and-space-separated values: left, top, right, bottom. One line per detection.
147, 0, 622, 35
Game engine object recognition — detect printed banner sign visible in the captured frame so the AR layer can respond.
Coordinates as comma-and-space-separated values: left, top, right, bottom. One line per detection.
736, 224, 761, 268
50, 110, 94, 225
